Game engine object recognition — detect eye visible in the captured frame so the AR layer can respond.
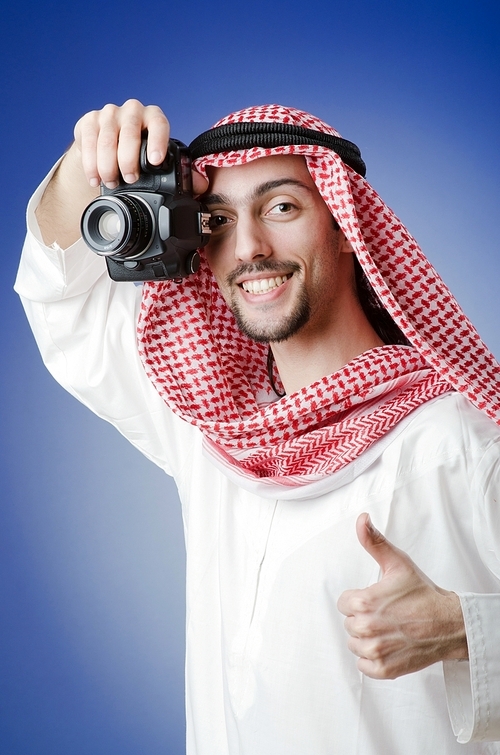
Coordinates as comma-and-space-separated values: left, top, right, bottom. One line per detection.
209, 214, 232, 230
267, 201, 296, 216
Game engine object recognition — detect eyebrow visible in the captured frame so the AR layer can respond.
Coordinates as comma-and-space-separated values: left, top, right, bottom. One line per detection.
202, 178, 314, 207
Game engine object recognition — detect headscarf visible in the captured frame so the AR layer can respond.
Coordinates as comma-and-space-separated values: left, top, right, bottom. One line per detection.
137, 105, 500, 491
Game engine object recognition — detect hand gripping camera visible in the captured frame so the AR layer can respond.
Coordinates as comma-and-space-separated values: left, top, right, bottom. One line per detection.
80, 138, 211, 282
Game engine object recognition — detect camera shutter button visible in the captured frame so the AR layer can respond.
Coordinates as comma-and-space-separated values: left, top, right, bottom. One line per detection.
158, 206, 171, 240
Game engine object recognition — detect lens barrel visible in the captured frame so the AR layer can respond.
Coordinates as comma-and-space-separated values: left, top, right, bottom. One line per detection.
81, 194, 154, 258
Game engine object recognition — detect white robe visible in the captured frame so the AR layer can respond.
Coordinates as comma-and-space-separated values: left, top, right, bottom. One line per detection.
14, 171, 500, 753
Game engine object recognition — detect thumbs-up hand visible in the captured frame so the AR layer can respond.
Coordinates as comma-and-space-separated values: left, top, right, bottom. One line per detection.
337, 513, 468, 679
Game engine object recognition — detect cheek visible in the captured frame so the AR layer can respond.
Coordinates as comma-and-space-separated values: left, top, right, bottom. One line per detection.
203, 243, 224, 278
202, 247, 231, 300
308, 230, 340, 287
275, 213, 330, 252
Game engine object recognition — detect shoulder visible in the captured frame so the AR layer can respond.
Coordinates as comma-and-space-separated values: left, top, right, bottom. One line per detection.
381, 392, 500, 482
406, 392, 500, 449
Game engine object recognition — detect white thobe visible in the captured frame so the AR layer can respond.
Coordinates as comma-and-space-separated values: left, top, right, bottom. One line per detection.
14, 171, 500, 754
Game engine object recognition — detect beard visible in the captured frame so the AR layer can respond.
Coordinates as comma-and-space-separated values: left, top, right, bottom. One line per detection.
225, 261, 311, 343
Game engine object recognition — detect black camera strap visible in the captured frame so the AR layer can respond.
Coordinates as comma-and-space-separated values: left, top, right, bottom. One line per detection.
189, 121, 366, 177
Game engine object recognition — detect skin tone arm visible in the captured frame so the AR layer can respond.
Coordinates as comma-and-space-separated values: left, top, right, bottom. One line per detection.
35, 99, 208, 248
337, 514, 468, 679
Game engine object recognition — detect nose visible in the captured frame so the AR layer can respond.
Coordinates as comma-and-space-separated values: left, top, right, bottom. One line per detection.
233, 215, 272, 263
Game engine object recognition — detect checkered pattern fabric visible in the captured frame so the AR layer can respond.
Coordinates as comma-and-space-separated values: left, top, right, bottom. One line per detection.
137, 105, 500, 486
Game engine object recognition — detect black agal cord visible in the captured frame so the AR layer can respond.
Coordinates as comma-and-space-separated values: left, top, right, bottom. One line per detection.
189, 122, 366, 177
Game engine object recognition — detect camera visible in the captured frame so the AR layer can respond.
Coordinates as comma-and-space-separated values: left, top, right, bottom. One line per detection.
80, 138, 211, 282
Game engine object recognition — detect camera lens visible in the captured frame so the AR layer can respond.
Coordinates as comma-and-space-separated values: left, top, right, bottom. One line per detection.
97, 210, 122, 242
81, 195, 154, 258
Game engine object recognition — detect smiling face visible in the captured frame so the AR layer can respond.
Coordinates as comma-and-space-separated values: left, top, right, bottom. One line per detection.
203, 155, 355, 344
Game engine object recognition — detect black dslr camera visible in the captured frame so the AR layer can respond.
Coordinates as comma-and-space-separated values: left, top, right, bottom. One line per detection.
81, 138, 211, 282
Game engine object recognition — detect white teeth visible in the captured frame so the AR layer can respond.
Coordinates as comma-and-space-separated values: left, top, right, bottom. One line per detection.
241, 275, 290, 295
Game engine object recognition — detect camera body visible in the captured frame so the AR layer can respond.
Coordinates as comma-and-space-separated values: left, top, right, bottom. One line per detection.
81, 138, 211, 282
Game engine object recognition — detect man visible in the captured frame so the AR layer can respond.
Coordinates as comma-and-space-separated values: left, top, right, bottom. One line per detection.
15, 100, 500, 753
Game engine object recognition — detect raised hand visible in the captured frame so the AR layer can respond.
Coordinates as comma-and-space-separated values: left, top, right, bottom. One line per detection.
74, 99, 208, 195
74, 99, 172, 189
37, 99, 208, 248
337, 513, 468, 679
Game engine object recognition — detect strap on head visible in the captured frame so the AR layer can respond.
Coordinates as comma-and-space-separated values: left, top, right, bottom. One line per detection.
189, 121, 366, 177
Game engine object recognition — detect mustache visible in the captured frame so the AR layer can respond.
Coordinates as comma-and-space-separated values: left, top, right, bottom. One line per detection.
226, 261, 301, 287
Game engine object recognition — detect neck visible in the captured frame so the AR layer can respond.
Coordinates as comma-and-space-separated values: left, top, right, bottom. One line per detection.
270, 291, 384, 396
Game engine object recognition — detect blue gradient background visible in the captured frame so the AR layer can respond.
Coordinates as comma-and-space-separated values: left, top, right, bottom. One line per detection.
1, 1, 499, 752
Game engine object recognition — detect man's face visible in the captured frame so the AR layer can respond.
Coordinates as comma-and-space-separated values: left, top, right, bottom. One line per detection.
203, 155, 351, 344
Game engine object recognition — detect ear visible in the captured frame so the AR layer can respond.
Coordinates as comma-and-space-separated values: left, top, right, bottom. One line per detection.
338, 229, 355, 255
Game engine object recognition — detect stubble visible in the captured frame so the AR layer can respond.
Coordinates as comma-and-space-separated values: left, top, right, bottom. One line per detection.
226, 260, 311, 343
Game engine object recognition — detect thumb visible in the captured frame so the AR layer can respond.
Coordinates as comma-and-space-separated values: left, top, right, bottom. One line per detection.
356, 513, 408, 576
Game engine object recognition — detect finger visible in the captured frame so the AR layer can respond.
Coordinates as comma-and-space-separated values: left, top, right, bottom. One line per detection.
357, 656, 395, 680
347, 634, 364, 657
337, 588, 358, 616
97, 129, 120, 188
142, 104, 170, 165
356, 513, 410, 577
349, 638, 398, 679
343, 614, 370, 638
74, 111, 101, 187
114, 100, 148, 183
95, 103, 122, 188
343, 615, 360, 638
193, 169, 209, 196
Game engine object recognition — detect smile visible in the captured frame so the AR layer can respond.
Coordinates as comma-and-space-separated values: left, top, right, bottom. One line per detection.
240, 274, 292, 295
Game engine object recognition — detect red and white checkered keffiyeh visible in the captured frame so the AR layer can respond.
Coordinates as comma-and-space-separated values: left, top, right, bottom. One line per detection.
137, 105, 500, 488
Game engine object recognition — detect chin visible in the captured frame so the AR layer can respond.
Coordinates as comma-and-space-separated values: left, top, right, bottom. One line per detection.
232, 303, 311, 344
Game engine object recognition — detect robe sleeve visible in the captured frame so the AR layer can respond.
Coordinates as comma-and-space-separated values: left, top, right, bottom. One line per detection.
14, 165, 194, 478
444, 439, 500, 742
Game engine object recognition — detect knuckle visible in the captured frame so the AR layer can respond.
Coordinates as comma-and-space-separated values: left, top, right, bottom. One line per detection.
75, 110, 94, 129
144, 109, 170, 140
347, 637, 358, 654
362, 638, 383, 661
86, 109, 101, 121
145, 103, 166, 114
367, 662, 389, 680
371, 640, 385, 659
121, 99, 146, 120
336, 592, 348, 612
74, 111, 99, 140
354, 617, 377, 637
352, 595, 373, 613
122, 97, 143, 109
147, 108, 169, 126
366, 638, 397, 669
101, 103, 119, 118
373, 660, 395, 680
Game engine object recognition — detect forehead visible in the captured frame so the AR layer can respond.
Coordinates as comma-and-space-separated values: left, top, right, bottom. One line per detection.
204, 154, 317, 204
